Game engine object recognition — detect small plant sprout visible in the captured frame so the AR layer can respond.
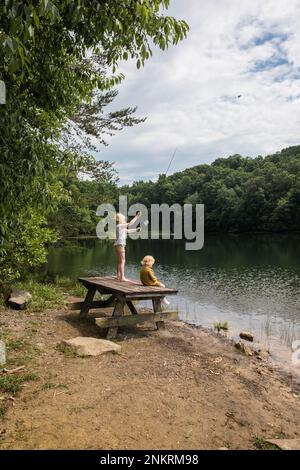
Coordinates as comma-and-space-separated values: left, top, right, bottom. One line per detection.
214, 321, 229, 333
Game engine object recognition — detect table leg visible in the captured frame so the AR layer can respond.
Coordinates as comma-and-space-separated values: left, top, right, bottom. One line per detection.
126, 300, 138, 315
107, 297, 126, 339
95, 292, 115, 308
152, 298, 165, 330
79, 286, 96, 318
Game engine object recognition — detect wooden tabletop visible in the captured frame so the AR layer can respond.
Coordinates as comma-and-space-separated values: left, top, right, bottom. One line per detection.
78, 276, 178, 296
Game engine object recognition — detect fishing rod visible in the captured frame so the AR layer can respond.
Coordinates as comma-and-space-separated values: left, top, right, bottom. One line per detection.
165, 147, 178, 176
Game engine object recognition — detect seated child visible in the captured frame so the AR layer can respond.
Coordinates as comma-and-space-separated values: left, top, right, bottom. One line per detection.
140, 255, 170, 307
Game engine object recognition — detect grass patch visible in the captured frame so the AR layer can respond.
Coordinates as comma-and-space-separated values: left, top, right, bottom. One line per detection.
213, 321, 229, 332
0, 373, 39, 395
41, 382, 56, 390
0, 335, 39, 364
42, 382, 68, 391
253, 436, 280, 450
0, 405, 8, 419
68, 282, 89, 297
54, 276, 106, 298
54, 276, 87, 297
0, 329, 13, 341
56, 343, 79, 358
13, 280, 65, 311
2, 276, 103, 314
4, 337, 31, 353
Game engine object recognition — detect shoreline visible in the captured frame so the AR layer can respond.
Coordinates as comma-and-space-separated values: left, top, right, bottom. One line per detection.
181, 319, 300, 385
0, 305, 300, 450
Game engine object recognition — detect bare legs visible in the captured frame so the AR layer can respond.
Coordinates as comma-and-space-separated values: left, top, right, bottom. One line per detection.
115, 246, 129, 282
115, 246, 141, 284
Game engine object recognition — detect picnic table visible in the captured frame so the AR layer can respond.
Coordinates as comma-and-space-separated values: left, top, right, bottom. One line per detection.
72, 276, 178, 339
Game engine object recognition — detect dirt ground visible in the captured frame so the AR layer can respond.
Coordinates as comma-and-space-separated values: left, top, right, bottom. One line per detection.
0, 305, 299, 450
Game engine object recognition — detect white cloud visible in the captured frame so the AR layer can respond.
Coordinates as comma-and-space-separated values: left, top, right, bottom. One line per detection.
97, 0, 300, 184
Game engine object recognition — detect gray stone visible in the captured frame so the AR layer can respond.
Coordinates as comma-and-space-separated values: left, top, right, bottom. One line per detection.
266, 438, 300, 450
7, 290, 32, 310
239, 331, 254, 342
61, 337, 121, 356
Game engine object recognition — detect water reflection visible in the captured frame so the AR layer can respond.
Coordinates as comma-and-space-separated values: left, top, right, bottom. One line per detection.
43, 234, 300, 374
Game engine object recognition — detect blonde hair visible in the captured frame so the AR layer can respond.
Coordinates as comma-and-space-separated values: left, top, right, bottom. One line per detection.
141, 255, 155, 266
116, 213, 126, 224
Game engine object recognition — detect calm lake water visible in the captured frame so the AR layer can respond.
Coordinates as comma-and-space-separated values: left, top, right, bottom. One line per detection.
43, 234, 300, 376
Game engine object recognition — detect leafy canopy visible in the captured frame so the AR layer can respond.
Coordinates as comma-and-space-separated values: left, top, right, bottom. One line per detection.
2, 0, 189, 79
0, 1, 189, 281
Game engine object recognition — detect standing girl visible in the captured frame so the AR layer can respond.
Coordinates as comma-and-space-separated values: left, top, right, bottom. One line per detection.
115, 211, 141, 281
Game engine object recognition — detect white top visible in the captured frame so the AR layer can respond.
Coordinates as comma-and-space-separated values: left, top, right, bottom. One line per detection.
114, 224, 127, 246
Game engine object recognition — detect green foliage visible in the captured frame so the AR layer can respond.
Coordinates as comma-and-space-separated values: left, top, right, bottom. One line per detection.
253, 436, 279, 450
1, 1, 189, 79
122, 146, 300, 233
4, 336, 31, 352
0, 372, 39, 395
213, 321, 228, 332
13, 280, 65, 311
48, 175, 119, 238
47, 146, 300, 239
41, 382, 68, 390
0, 332, 40, 365
1, 212, 58, 282
1, 1, 188, 282
53, 276, 87, 297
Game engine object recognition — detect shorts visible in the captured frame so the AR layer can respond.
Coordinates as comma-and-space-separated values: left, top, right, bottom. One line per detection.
115, 244, 125, 254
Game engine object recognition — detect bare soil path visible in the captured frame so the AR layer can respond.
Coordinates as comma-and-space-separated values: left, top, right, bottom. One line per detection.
0, 307, 299, 450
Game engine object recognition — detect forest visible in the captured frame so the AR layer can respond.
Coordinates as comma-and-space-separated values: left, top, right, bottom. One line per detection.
1, 1, 299, 284
0, 0, 188, 282
50, 145, 300, 237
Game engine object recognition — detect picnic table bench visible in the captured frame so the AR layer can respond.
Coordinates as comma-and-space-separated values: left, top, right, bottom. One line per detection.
71, 276, 178, 339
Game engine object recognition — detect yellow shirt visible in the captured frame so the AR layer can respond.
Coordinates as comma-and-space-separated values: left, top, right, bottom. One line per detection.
140, 266, 160, 286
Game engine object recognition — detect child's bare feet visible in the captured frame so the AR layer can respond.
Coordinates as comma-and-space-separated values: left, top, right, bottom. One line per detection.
118, 278, 142, 285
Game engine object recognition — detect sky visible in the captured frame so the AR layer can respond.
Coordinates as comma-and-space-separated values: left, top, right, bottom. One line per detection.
97, 0, 300, 185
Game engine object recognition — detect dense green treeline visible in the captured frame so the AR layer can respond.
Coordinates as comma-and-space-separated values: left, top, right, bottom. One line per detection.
50, 146, 300, 238
48, 176, 119, 239
122, 146, 300, 232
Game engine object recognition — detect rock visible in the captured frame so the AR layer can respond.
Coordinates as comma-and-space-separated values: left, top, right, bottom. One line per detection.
234, 341, 253, 356
266, 438, 300, 450
217, 447, 229, 450
61, 337, 121, 357
6, 290, 32, 310
239, 331, 254, 342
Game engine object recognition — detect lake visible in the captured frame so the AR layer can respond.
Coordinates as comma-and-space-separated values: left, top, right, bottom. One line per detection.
43, 234, 300, 377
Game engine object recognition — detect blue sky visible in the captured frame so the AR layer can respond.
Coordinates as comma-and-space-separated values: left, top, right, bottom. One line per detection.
95, 0, 300, 185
